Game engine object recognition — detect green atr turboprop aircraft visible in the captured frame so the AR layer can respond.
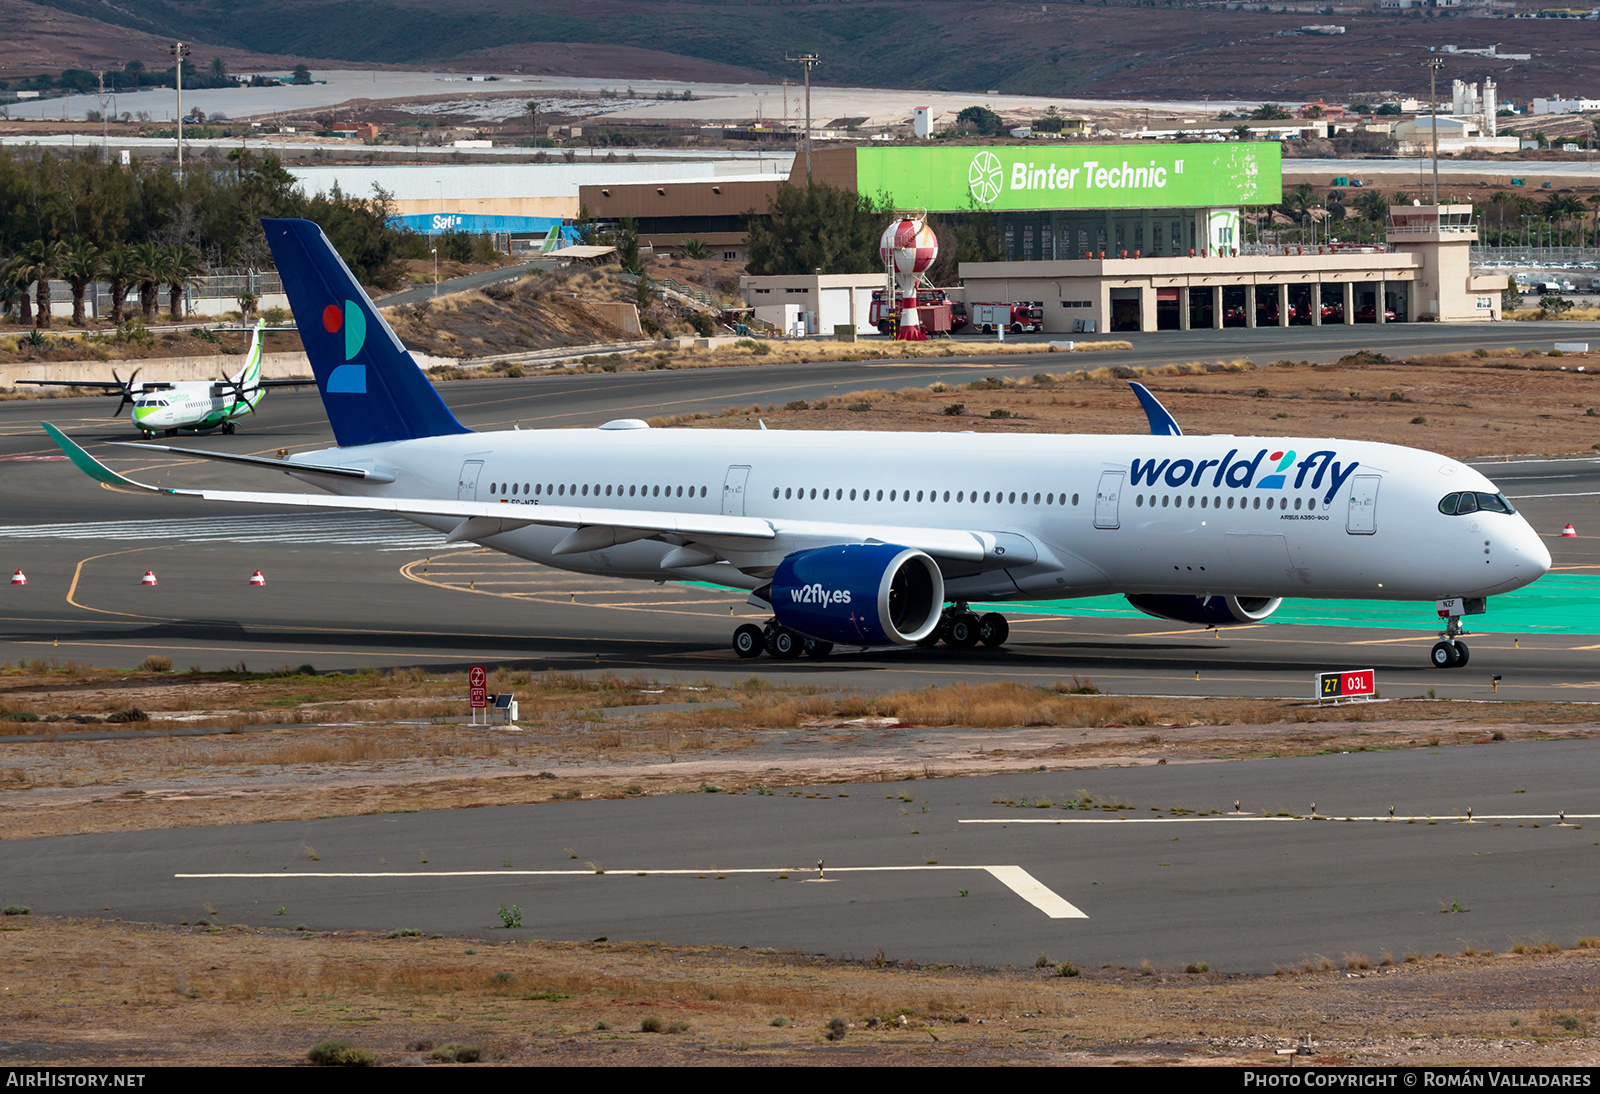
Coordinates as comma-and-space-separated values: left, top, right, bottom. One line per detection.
17, 320, 314, 436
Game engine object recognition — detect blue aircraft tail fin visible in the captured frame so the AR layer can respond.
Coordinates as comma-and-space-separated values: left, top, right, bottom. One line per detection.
263, 218, 470, 447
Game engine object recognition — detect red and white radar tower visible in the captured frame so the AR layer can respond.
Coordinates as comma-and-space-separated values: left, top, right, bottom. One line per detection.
879, 214, 938, 341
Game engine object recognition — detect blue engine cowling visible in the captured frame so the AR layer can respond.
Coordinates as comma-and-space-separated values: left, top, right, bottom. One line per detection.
1125, 594, 1282, 626
771, 544, 945, 646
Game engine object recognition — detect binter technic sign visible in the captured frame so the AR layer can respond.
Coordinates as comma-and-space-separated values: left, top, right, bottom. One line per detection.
855, 143, 1281, 212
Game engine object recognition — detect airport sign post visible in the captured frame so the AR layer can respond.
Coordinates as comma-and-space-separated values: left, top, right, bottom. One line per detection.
469, 664, 487, 723
1316, 669, 1376, 704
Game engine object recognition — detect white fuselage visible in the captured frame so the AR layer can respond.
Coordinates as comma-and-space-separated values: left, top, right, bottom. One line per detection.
289, 426, 1550, 605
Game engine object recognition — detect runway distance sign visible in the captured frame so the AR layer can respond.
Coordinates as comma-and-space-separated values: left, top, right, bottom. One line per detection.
469, 664, 488, 709
1317, 669, 1376, 702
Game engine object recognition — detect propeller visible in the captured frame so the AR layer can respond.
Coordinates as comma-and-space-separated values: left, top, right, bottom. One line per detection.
213, 372, 259, 416
111, 368, 141, 418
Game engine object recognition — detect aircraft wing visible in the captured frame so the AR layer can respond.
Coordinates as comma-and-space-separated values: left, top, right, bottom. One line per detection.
15, 380, 173, 391
46, 424, 998, 563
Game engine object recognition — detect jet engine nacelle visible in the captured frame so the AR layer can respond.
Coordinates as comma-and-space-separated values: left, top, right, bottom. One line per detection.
1124, 594, 1283, 627
771, 544, 945, 646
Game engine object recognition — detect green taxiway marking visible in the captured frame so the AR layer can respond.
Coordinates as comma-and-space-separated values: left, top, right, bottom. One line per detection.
981, 574, 1600, 636
688, 575, 1600, 637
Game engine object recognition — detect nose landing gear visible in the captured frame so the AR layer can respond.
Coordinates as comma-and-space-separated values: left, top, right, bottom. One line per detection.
1430, 615, 1470, 668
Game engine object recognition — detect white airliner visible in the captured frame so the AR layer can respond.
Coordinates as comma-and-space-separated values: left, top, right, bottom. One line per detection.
20, 320, 313, 436
43, 218, 1551, 669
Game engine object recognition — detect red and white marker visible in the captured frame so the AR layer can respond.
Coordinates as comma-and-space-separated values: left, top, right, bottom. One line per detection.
248, 570, 266, 586
140, 569, 158, 586
9, 569, 25, 585
1561, 523, 1578, 538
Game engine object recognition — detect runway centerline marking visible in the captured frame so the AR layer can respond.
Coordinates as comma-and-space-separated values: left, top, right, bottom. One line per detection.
174, 864, 1086, 919
960, 814, 1599, 824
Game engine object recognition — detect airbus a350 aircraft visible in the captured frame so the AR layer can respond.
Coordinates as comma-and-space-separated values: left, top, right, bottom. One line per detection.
44, 218, 1551, 669
20, 320, 314, 436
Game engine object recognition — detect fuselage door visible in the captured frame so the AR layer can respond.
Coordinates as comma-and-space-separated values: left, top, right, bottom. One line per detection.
722, 465, 751, 517
1346, 474, 1380, 535
458, 460, 484, 502
1094, 471, 1123, 530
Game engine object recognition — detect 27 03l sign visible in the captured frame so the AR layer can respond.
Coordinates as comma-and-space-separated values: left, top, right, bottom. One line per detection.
1317, 669, 1376, 702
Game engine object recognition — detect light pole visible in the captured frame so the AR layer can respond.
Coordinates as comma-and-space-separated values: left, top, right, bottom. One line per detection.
786, 53, 819, 184
431, 244, 438, 297
171, 41, 190, 179
1424, 57, 1443, 207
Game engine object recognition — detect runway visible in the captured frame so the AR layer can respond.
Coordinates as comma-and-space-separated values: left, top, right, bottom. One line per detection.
2, 740, 1596, 970
1, 323, 1597, 694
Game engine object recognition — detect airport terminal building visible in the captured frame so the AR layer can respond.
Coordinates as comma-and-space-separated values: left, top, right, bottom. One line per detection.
726, 144, 1505, 334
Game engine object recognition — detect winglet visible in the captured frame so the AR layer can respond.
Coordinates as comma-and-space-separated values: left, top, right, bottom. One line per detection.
1129, 382, 1182, 437
42, 423, 171, 493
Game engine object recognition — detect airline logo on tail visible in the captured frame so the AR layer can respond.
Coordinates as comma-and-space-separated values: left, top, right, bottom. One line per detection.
321, 301, 368, 393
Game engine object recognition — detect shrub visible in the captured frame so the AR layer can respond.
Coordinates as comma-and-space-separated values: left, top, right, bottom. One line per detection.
1056, 961, 1080, 977
3, 905, 30, 915
641, 1016, 663, 1033
942, 402, 965, 416
138, 655, 172, 673
307, 1040, 379, 1066
106, 708, 149, 723
430, 1043, 481, 1062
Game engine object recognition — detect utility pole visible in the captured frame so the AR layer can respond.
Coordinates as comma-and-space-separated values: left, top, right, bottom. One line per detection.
1424, 57, 1443, 207
787, 53, 819, 184
171, 40, 190, 179
97, 71, 107, 162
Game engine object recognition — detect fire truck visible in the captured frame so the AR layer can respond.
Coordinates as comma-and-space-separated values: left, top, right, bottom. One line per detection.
969, 301, 1044, 334
869, 288, 969, 335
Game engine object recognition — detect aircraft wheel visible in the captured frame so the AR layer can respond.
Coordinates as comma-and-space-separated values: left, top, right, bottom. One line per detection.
222, 422, 235, 435
1452, 640, 1470, 668
164, 429, 178, 437
767, 627, 803, 659
944, 613, 979, 648
732, 624, 765, 659
977, 612, 1009, 647
803, 637, 833, 659
1430, 640, 1459, 669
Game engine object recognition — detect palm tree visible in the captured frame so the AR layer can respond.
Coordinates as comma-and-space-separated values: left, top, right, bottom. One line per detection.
129, 241, 162, 323
163, 244, 205, 321
59, 238, 103, 327
19, 238, 66, 329
101, 247, 138, 327
1352, 189, 1389, 224
1, 256, 33, 325
1588, 194, 1600, 249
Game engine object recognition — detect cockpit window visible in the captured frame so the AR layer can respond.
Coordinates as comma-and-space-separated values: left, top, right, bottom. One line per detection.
1439, 491, 1516, 516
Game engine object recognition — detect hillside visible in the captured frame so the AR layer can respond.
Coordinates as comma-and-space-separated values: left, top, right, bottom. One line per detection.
15, 0, 1600, 101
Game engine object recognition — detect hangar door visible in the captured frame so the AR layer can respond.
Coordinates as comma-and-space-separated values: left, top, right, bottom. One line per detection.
816, 289, 855, 335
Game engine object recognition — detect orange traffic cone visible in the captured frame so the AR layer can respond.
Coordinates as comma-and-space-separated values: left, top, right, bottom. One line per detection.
140, 570, 158, 586
1561, 523, 1577, 538
9, 569, 25, 585
248, 570, 265, 586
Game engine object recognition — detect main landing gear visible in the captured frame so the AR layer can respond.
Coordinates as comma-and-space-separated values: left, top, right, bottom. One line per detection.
732, 621, 833, 660
1430, 615, 1470, 669
730, 604, 1011, 659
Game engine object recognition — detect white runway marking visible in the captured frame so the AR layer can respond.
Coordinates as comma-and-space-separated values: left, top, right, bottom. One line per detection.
960, 814, 1598, 824
0, 514, 450, 550
174, 863, 1087, 919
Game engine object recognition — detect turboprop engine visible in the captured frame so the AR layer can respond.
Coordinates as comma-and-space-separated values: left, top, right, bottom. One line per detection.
771, 544, 945, 646
1124, 594, 1283, 627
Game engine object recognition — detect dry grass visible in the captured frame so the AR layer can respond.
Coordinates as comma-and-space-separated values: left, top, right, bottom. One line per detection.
6, 916, 1600, 1066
